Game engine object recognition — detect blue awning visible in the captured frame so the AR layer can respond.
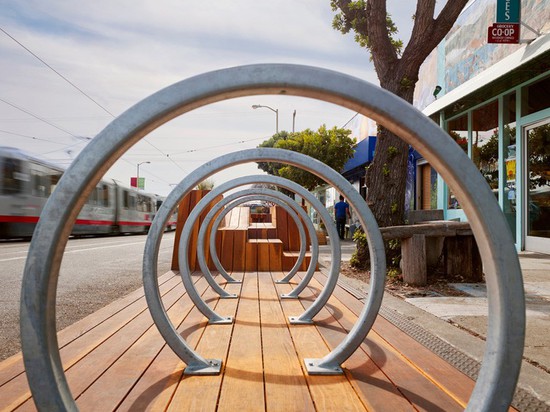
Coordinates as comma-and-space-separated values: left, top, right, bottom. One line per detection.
342, 136, 376, 173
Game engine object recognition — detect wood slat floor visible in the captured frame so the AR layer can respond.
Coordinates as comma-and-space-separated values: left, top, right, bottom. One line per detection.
1, 270, 479, 411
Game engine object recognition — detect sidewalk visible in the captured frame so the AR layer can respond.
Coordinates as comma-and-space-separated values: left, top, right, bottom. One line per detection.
318, 241, 550, 411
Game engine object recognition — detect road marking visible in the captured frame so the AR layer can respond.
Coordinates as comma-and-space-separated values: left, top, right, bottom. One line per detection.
0, 241, 146, 262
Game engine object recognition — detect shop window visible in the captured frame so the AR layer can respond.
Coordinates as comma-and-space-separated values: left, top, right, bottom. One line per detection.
446, 114, 469, 209
418, 163, 437, 210
503, 92, 517, 240
472, 100, 499, 200
522, 75, 550, 117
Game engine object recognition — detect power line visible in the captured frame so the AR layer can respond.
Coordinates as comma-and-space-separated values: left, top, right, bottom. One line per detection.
0, 27, 191, 177
0, 128, 70, 145
0, 26, 116, 117
169, 136, 268, 155
341, 112, 359, 128
0, 97, 88, 139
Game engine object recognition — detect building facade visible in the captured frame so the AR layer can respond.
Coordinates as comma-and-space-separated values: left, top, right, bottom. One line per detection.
415, 0, 550, 253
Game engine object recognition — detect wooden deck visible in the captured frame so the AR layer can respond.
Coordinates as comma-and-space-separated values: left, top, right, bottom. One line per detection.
0, 269, 480, 411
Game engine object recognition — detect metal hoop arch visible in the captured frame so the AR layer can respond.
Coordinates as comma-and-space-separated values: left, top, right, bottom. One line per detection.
189, 174, 321, 291
197, 191, 315, 292
173, 187, 314, 321
20, 64, 524, 411
190, 174, 329, 289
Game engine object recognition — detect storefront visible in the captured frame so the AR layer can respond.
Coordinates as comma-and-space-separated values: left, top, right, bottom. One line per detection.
416, 1, 549, 253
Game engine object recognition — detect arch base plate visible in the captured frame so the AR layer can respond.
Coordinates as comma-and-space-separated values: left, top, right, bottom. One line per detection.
304, 358, 343, 375
183, 359, 223, 375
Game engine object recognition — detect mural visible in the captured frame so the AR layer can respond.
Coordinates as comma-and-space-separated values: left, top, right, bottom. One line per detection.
414, 0, 550, 111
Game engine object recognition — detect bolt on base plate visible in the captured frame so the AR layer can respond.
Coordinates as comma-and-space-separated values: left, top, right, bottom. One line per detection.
220, 293, 238, 299
280, 293, 298, 299
304, 358, 343, 375
208, 316, 233, 325
288, 316, 314, 325
183, 359, 223, 375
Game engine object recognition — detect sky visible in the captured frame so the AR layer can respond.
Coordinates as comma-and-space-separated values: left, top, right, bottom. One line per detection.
0, 0, 421, 196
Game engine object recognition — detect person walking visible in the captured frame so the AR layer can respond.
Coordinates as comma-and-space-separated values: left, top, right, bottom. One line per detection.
334, 195, 351, 240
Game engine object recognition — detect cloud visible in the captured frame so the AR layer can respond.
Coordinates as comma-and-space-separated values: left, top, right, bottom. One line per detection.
1, 0, 417, 195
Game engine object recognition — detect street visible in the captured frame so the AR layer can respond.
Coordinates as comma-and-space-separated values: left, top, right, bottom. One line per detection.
0, 231, 176, 361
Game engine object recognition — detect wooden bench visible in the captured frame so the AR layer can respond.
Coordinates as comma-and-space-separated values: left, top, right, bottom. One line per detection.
380, 221, 482, 286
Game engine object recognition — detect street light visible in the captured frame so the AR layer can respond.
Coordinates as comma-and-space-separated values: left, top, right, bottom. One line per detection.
252, 104, 278, 133
137, 161, 150, 191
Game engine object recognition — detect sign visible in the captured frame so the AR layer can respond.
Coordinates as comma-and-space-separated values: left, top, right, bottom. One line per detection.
497, 0, 520, 23
130, 177, 145, 189
488, 23, 520, 44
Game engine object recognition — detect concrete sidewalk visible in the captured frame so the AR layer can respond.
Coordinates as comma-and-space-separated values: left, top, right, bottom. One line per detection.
318, 241, 550, 411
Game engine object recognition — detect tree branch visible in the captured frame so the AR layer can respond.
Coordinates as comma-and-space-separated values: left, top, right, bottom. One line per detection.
402, 0, 468, 70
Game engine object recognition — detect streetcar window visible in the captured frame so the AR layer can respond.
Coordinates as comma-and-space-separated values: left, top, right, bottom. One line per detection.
100, 184, 109, 207
123, 190, 130, 208
1, 157, 26, 194
31, 169, 47, 197
46, 168, 62, 196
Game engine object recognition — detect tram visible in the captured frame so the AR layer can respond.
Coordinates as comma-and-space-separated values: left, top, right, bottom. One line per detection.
0, 146, 174, 239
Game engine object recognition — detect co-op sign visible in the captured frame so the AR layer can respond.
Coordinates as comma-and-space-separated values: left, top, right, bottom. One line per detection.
488, 0, 521, 44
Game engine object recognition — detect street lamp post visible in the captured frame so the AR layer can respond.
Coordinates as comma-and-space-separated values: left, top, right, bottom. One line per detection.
252, 104, 278, 134
137, 161, 150, 191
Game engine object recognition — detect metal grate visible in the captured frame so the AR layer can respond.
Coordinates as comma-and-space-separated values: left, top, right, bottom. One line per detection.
337, 279, 550, 411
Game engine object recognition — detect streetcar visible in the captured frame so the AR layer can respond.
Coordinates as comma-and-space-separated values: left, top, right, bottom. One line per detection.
0, 146, 174, 239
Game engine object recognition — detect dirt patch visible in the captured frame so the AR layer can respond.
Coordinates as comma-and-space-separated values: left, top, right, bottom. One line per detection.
339, 261, 474, 299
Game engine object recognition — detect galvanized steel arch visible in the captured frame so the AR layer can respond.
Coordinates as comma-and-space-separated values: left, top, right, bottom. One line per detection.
20, 64, 524, 411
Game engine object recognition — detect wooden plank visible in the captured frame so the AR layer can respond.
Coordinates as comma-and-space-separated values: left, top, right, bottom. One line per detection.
188, 190, 204, 271
299, 274, 464, 411
203, 195, 223, 270
115, 274, 240, 411
315, 271, 477, 409
0, 271, 176, 385
268, 238, 283, 271
171, 193, 192, 270
217, 272, 265, 411
232, 230, 247, 271
257, 271, 315, 411
256, 240, 270, 272
275, 275, 367, 411
402, 234, 427, 285
220, 230, 234, 273
275, 206, 289, 251
289, 276, 414, 412
245, 241, 257, 272
379, 221, 472, 239
0, 273, 182, 411
68, 276, 214, 411
286, 210, 301, 252
167, 276, 242, 411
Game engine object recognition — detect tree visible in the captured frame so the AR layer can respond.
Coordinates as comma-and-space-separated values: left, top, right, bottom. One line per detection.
257, 125, 356, 190
195, 178, 215, 190
331, 0, 469, 227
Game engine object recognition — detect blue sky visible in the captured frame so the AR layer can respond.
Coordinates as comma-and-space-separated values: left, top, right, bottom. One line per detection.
0, 1, 419, 195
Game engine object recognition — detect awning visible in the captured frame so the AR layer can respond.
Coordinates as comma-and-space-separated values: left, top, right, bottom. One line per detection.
342, 136, 376, 173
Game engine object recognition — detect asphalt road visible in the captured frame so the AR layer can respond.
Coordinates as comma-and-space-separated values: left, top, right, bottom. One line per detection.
0, 231, 176, 361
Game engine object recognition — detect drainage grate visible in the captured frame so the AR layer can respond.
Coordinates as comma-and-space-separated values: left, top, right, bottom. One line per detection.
337, 279, 550, 411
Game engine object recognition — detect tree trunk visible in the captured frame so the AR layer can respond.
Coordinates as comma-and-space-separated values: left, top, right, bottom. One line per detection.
366, 78, 415, 228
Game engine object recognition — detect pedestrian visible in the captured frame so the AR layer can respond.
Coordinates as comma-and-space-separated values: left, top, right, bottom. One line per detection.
334, 195, 351, 240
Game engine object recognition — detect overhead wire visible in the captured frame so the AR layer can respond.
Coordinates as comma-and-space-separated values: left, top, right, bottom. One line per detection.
0, 26, 186, 183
